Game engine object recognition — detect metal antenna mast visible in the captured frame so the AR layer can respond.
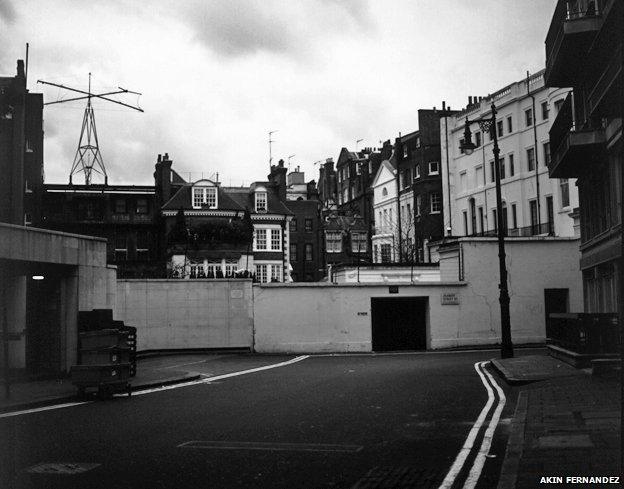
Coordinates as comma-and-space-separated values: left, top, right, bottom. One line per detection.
287, 154, 295, 169
268, 130, 278, 170
37, 74, 143, 185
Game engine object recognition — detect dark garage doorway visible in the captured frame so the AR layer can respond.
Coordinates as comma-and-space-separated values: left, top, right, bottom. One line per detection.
371, 297, 428, 351
26, 275, 62, 377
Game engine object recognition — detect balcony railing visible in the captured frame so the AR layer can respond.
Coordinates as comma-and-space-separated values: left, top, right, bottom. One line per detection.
466, 222, 555, 238
547, 312, 619, 354
549, 93, 574, 156
545, 0, 603, 86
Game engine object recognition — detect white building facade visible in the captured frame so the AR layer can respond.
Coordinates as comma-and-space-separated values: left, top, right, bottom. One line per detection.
440, 71, 578, 238
371, 156, 399, 263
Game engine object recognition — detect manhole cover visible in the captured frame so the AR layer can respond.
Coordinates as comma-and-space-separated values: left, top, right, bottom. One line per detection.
27, 463, 101, 474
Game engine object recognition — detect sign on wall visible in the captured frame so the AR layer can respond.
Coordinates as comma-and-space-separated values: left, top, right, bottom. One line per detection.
441, 292, 460, 305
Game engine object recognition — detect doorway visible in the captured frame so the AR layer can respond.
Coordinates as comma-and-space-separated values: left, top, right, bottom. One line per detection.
26, 275, 62, 377
544, 288, 569, 338
371, 297, 428, 351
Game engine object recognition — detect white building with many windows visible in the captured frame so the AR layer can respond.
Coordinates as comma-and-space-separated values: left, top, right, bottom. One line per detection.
371, 155, 400, 263
440, 71, 578, 238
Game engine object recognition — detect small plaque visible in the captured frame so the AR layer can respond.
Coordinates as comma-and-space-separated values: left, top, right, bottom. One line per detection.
230, 289, 244, 299
388, 286, 399, 294
441, 293, 460, 305
357, 312, 368, 316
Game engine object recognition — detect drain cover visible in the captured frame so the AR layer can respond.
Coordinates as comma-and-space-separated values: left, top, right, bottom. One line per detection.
27, 463, 100, 475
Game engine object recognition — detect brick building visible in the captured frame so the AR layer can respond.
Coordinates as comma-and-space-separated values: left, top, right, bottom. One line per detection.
157, 155, 293, 282
285, 168, 322, 282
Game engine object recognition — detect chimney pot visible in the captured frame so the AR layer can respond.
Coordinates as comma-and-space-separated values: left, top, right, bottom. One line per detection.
469, 96, 473, 105
164, 152, 169, 160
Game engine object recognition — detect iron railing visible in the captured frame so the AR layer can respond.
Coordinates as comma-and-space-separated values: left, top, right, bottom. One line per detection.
545, 1, 603, 77
547, 312, 619, 354
466, 222, 555, 238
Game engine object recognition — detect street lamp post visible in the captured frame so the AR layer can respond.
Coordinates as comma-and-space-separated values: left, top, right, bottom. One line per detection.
460, 102, 514, 358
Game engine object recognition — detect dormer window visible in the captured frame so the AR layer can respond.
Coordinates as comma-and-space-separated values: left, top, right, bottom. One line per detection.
192, 185, 217, 209
255, 191, 267, 213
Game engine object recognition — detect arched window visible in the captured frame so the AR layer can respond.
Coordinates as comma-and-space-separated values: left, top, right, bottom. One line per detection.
382, 187, 388, 197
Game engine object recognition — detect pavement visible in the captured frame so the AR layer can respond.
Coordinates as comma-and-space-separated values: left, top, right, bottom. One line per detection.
0, 353, 289, 413
492, 355, 621, 488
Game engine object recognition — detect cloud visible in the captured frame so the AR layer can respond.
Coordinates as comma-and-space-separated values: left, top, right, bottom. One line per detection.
178, 0, 375, 59
0, 0, 15, 24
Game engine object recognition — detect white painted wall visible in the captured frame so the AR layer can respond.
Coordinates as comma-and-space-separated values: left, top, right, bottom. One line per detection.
115, 279, 253, 351
437, 237, 583, 348
254, 237, 583, 353
253, 283, 465, 353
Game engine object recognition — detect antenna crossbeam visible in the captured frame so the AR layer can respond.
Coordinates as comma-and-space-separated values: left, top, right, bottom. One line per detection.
38, 74, 142, 185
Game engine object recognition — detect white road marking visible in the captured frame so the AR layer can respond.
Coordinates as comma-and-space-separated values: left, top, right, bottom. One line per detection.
132, 355, 310, 395
0, 355, 310, 417
437, 361, 495, 489
0, 401, 90, 419
178, 440, 363, 452
463, 362, 506, 489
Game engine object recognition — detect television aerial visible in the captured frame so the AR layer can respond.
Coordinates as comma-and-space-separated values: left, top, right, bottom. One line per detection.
37, 73, 143, 185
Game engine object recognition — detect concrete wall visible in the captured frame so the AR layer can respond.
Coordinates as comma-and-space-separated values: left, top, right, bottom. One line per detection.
254, 237, 582, 353
115, 279, 253, 351
253, 282, 466, 353
436, 237, 583, 348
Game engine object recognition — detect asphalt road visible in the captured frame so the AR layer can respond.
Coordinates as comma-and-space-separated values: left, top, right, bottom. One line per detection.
0, 351, 518, 489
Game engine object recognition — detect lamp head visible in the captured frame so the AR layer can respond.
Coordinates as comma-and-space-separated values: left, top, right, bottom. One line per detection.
460, 117, 476, 155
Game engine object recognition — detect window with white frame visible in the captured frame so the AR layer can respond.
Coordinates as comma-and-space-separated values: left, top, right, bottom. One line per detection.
403, 145, 408, 158
270, 264, 282, 282
560, 179, 570, 207
527, 147, 536, 171
460, 171, 467, 192
255, 191, 267, 213
351, 232, 367, 252
414, 164, 420, 179
380, 243, 392, 263
415, 194, 422, 216
192, 186, 217, 209
428, 161, 439, 175
270, 228, 282, 250
430, 192, 441, 213
326, 232, 342, 253
254, 227, 281, 251
254, 229, 267, 250
255, 264, 268, 283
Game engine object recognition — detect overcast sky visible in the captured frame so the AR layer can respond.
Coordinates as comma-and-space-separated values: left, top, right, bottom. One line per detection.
0, 0, 556, 186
